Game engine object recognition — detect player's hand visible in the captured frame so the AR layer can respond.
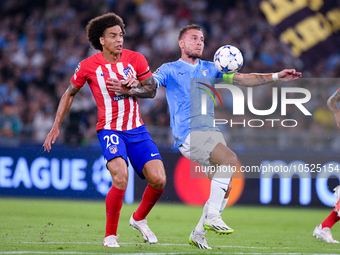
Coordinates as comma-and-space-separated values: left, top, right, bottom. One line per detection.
278, 69, 302, 82
334, 112, 340, 129
106, 78, 130, 94
43, 128, 60, 152
122, 77, 139, 88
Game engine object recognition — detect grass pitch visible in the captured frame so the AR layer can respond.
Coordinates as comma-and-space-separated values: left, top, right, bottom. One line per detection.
0, 198, 340, 254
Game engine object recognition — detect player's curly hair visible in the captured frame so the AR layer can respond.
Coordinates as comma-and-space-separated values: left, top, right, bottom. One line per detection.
86, 13, 126, 51
178, 24, 203, 40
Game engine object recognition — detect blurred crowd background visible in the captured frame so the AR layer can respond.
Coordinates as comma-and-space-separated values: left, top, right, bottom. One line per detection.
0, 0, 339, 151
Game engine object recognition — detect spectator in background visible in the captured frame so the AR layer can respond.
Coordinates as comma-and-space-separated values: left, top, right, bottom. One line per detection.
313, 90, 336, 130
81, 111, 100, 147
32, 105, 54, 143
0, 100, 22, 147
0, 78, 21, 106
313, 106, 335, 130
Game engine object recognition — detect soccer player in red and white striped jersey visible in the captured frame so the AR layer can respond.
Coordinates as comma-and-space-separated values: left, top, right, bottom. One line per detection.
43, 13, 166, 248
313, 89, 340, 243
71, 47, 150, 131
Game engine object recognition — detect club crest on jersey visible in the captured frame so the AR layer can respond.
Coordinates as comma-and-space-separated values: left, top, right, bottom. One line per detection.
199, 69, 209, 76
123, 66, 132, 76
109, 145, 118, 154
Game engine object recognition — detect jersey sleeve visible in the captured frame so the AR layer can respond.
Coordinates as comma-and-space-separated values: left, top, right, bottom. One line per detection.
135, 53, 152, 81
70, 60, 87, 88
152, 64, 167, 88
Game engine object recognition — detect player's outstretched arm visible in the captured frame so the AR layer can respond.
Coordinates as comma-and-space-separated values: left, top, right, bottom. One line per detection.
327, 89, 340, 129
43, 83, 80, 152
232, 69, 302, 87
107, 76, 157, 98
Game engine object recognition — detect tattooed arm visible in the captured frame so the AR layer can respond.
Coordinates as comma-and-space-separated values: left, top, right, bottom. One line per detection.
232, 69, 302, 87
327, 89, 340, 129
106, 76, 156, 98
128, 76, 157, 98
43, 83, 80, 152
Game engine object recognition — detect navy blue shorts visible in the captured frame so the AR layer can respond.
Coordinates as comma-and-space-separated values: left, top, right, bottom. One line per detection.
97, 125, 162, 179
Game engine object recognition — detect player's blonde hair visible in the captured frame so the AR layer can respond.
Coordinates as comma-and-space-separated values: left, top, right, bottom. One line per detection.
86, 13, 126, 51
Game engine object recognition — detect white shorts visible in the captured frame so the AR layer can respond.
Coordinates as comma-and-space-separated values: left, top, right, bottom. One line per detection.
178, 131, 226, 166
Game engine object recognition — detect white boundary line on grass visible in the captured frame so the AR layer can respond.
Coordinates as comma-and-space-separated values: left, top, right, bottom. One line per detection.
1, 252, 340, 255
6, 241, 340, 251
1, 242, 340, 254
13, 242, 271, 249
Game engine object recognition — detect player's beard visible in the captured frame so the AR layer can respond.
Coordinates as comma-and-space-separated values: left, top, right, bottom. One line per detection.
186, 50, 202, 60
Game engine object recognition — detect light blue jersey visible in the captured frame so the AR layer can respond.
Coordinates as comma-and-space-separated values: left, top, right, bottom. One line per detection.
154, 58, 227, 147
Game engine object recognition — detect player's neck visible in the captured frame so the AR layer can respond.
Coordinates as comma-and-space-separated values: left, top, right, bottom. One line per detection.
101, 51, 121, 63
181, 55, 199, 65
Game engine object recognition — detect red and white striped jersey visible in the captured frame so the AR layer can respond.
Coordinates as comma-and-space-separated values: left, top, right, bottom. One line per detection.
71, 49, 152, 131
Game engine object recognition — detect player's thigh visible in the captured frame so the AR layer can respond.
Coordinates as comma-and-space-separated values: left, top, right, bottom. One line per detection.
179, 131, 226, 166
142, 159, 166, 189
127, 136, 163, 180
97, 129, 129, 177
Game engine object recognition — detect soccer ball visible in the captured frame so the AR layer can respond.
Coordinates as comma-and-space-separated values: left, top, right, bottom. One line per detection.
214, 45, 243, 74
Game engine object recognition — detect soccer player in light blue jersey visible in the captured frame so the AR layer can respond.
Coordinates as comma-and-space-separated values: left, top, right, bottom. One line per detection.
153, 24, 302, 249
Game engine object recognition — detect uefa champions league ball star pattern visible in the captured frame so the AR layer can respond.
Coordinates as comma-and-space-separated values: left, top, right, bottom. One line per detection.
214, 45, 243, 74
